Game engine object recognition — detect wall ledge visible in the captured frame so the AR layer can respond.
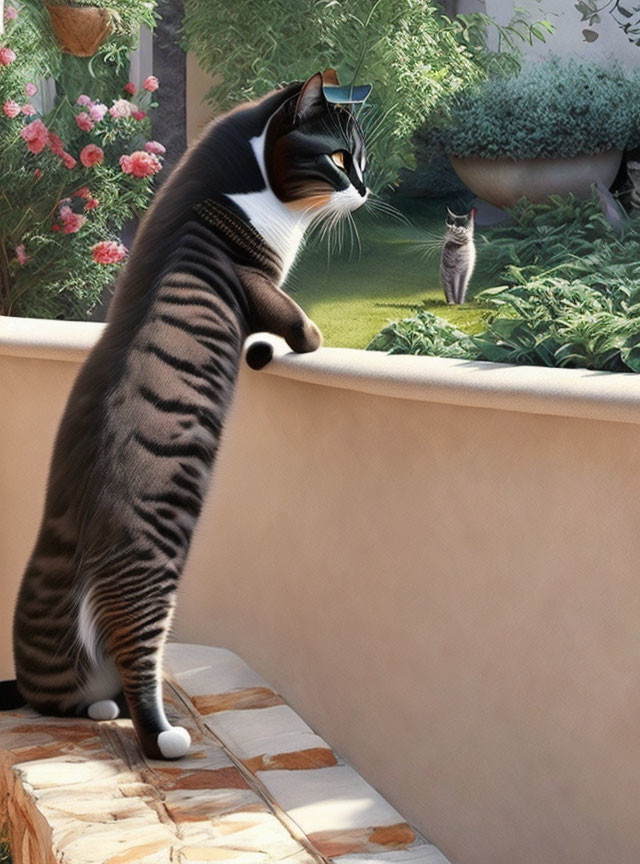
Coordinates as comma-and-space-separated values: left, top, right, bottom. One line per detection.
0, 316, 104, 363
249, 334, 640, 425
3, 317, 640, 424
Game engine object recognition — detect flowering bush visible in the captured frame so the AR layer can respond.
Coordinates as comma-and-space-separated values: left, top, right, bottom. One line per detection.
0, 0, 161, 319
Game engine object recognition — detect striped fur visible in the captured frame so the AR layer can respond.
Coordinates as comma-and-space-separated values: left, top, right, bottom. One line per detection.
11, 73, 367, 760
441, 208, 476, 305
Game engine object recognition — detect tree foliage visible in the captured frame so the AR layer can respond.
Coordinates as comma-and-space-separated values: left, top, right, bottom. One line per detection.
181, 0, 542, 191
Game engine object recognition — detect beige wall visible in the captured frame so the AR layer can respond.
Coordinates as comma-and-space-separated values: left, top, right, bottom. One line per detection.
3, 325, 640, 863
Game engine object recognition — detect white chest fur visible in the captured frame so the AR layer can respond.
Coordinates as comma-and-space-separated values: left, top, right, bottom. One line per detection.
227, 132, 312, 284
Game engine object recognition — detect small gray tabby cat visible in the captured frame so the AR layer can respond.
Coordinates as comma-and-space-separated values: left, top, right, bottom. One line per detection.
441, 207, 476, 305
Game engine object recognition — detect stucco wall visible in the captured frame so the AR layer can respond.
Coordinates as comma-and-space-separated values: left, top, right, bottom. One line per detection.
3, 320, 640, 864
486, 0, 640, 67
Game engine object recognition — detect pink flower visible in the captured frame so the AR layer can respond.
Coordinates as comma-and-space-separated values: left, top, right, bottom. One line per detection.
76, 94, 92, 107
143, 75, 159, 92
62, 152, 77, 170
59, 204, 72, 220
92, 241, 127, 264
25, 82, 37, 97
80, 144, 103, 167
84, 198, 99, 210
34, 168, 41, 179
119, 150, 162, 179
0, 47, 16, 66
21, 119, 48, 154
109, 98, 135, 119
15, 245, 27, 266
4, 6, 18, 21
62, 212, 86, 234
89, 103, 107, 122
124, 81, 136, 95
46, 131, 64, 157
73, 186, 91, 198
75, 112, 94, 132
3, 100, 20, 118
144, 140, 166, 155
52, 223, 60, 232
21, 104, 37, 117
132, 109, 147, 121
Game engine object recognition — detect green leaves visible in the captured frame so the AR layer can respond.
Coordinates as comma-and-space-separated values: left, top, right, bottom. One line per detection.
366, 308, 478, 358
367, 193, 640, 373
181, 0, 525, 192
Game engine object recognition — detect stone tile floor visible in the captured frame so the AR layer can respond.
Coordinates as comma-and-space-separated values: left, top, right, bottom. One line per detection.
0, 643, 450, 864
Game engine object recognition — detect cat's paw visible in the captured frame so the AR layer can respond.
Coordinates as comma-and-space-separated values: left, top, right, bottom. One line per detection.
245, 341, 274, 370
87, 699, 120, 721
157, 726, 191, 759
287, 318, 322, 354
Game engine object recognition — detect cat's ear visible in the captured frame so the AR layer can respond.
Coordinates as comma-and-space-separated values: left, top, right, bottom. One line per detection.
446, 207, 457, 218
295, 73, 325, 121
323, 68, 340, 86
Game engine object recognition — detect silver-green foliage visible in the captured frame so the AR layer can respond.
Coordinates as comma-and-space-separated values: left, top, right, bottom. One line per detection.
367, 310, 478, 358
432, 57, 639, 159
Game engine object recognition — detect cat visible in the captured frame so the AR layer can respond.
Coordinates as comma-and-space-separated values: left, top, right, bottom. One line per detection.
626, 161, 640, 212
441, 207, 476, 305
4, 72, 368, 760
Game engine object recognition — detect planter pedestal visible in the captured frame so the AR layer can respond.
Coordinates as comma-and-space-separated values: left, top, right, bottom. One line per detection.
449, 149, 623, 209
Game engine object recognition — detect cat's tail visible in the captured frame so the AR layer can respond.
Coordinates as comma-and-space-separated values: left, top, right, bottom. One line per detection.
245, 341, 274, 370
0, 679, 27, 710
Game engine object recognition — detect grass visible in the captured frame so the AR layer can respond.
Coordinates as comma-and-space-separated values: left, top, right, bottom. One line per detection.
287, 196, 496, 349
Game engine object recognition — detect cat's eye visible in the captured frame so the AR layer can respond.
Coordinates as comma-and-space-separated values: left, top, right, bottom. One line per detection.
331, 151, 347, 170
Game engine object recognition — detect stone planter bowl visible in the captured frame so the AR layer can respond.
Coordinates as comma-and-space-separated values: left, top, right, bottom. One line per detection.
448, 149, 623, 209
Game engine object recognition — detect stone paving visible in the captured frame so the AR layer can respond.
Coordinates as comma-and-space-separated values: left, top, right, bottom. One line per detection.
0, 643, 450, 864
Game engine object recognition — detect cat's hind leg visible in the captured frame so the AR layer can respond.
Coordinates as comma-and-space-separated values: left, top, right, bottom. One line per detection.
105, 611, 190, 759
442, 273, 454, 305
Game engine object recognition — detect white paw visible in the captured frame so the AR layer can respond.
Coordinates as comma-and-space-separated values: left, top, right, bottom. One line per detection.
87, 699, 120, 721
157, 726, 191, 759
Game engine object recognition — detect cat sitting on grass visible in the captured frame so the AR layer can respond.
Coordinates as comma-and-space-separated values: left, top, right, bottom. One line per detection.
441, 207, 476, 305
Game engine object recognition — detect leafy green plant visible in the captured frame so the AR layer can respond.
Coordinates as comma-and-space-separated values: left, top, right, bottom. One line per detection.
367, 193, 640, 372
472, 276, 640, 371
367, 277, 640, 372
181, 0, 548, 191
367, 309, 478, 358
428, 56, 638, 159
479, 193, 640, 286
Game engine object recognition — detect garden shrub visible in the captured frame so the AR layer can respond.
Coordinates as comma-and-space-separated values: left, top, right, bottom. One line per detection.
427, 57, 638, 160
0, 0, 161, 319
367, 309, 478, 359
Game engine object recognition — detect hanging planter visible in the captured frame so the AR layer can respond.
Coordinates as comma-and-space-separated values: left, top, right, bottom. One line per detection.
44, 3, 112, 57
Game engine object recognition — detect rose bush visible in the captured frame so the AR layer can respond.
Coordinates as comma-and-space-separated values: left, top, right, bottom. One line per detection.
0, 0, 161, 319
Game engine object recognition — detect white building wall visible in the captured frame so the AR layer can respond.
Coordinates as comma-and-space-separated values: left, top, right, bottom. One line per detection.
485, 0, 640, 68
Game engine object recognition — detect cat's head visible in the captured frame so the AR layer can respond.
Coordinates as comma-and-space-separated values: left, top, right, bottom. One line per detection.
445, 207, 475, 237
264, 72, 368, 217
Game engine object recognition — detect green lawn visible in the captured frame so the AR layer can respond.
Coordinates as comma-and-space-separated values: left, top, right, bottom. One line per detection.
287, 196, 495, 349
